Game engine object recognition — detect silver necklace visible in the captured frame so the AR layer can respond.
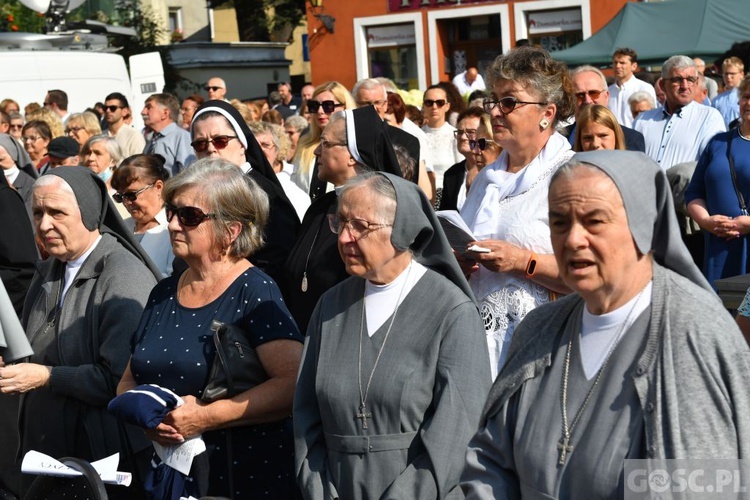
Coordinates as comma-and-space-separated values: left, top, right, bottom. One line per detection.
557, 288, 645, 465
356, 261, 413, 430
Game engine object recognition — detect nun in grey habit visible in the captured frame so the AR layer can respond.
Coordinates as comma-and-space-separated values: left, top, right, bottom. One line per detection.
293, 171, 491, 499
461, 151, 750, 499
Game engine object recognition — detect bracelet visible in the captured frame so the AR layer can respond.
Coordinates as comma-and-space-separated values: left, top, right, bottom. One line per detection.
525, 252, 538, 278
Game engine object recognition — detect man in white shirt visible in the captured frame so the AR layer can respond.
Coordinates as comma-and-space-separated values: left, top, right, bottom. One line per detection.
452, 67, 486, 97
712, 56, 745, 127
607, 48, 656, 128
633, 55, 725, 171
104, 92, 146, 158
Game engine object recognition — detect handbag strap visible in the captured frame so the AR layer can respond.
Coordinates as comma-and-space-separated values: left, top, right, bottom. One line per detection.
726, 131, 749, 216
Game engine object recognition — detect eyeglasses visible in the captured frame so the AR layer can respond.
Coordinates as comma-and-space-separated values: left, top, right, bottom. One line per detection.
104, 105, 123, 113
423, 99, 447, 108
307, 100, 344, 114
357, 100, 386, 107
23, 136, 41, 143
113, 183, 154, 203
483, 96, 547, 114
666, 76, 698, 85
65, 126, 84, 134
204, 86, 223, 92
258, 141, 276, 151
190, 135, 238, 152
453, 128, 477, 139
469, 138, 497, 151
327, 214, 392, 239
319, 139, 347, 150
574, 90, 605, 103
165, 204, 216, 227
10, 124, 23, 130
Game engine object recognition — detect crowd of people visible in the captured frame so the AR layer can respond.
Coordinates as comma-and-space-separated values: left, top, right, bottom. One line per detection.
0, 43, 749, 499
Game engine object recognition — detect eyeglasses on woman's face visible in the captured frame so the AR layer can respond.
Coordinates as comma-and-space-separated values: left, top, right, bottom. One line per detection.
327, 214, 392, 239
307, 100, 344, 114
165, 204, 217, 227
113, 183, 155, 204
483, 96, 547, 114
190, 135, 238, 152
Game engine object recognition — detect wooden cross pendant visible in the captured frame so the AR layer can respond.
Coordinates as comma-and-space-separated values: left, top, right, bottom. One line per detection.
557, 435, 574, 465
356, 404, 372, 430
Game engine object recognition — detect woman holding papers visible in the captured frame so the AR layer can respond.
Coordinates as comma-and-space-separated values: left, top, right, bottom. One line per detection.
459, 46, 574, 379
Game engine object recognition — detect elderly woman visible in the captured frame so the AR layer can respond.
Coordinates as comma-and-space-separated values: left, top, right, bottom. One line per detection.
573, 104, 626, 152
117, 158, 304, 498
283, 106, 402, 332
0, 166, 160, 498
291, 81, 357, 197
294, 171, 490, 498
459, 46, 575, 378
284, 115, 308, 162
469, 122, 502, 171
686, 75, 750, 287
250, 121, 310, 222
461, 150, 750, 497
66, 111, 102, 148
112, 154, 174, 278
438, 107, 486, 211
190, 100, 300, 285
22, 120, 52, 172
0, 133, 37, 209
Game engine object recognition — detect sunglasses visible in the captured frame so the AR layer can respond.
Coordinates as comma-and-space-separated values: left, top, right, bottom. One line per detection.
469, 138, 497, 151
166, 204, 216, 227
190, 135, 238, 152
105, 105, 123, 112
204, 86, 223, 92
113, 183, 154, 203
483, 96, 547, 114
574, 90, 605, 103
307, 100, 344, 114
10, 124, 23, 130
423, 99, 447, 108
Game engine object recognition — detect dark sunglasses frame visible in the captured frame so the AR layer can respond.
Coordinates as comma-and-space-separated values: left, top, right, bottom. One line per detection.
469, 138, 496, 151
483, 96, 547, 114
204, 86, 223, 91
307, 100, 344, 114
104, 105, 123, 112
190, 135, 238, 152
113, 183, 154, 204
574, 90, 605, 102
423, 99, 447, 108
165, 204, 217, 227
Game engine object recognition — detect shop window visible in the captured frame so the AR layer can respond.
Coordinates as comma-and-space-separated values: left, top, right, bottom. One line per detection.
526, 8, 583, 52
366, 24, 418, 89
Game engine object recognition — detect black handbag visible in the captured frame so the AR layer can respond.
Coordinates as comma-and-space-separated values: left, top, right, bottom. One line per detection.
202, 320, 268, 402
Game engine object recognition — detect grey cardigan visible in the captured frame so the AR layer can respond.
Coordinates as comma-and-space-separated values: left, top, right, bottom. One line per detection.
462, 263, 750, 495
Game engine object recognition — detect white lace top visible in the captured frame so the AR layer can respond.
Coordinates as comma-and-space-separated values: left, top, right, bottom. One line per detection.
461, 133, 574, 379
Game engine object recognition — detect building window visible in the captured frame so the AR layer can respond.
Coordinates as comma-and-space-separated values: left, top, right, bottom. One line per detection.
525, 8, 583, 52
366, 24, 417, 89
168, 7, 183, 34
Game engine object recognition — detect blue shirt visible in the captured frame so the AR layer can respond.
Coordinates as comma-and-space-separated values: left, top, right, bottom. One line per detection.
633, 101, 725, 170
712, 87, 740, 127
143, 121, 195, 175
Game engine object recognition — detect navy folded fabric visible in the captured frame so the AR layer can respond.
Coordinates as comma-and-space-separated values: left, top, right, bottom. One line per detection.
107, 384, 182, 429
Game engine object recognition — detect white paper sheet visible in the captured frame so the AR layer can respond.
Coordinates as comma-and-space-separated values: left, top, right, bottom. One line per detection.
153, 435, 206, 476
21, 450, 132, 486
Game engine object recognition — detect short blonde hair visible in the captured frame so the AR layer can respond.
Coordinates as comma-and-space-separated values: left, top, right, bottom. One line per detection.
67, 112, 102, 136
26, 107, 64, 138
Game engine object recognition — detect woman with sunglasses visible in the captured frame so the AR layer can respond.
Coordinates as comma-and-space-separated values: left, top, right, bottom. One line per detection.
111, 154, 174, 278
459, 46, 576, 379
421, 84, 463, 197
65, 111, 102, 149
290, 81, 357, 197
116, 158, 304, 498
190, 100, 300, 286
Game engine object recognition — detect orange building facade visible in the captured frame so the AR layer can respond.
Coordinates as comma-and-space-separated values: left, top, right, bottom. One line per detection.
306, 0, 633, 90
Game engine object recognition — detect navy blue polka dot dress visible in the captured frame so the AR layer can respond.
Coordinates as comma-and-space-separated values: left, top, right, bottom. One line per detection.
130, 267, 303, 498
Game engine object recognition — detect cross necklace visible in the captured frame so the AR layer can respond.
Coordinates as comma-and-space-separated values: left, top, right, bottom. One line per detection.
356, 261, 413, 430
558, 288, 645, 465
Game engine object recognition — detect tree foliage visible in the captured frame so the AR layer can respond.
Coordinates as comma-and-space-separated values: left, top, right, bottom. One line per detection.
210, 0, 306, 42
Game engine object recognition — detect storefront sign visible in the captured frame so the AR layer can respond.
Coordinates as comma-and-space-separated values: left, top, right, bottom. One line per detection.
527, 9, 582, 34
388, 0, 495, 12
367, 24, 416, 48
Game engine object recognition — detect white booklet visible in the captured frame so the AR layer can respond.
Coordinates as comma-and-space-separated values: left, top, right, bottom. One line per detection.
21, 450, 132, 486
435, 210, 490, 253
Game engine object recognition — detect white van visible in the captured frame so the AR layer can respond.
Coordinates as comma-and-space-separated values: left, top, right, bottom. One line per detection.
0, 36, 164, 129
